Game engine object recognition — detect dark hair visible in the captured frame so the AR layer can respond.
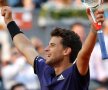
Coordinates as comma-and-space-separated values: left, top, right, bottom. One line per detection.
51, 27, 82, 63
11, 83, 26, 90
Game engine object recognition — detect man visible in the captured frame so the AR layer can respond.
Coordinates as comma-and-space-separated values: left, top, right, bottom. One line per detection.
11, 83, 27, 90
1, 6, 104, 90
71, 22, 86, 43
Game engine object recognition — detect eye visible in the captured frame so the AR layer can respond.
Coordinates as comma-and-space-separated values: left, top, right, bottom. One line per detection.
50, 43, 56, 47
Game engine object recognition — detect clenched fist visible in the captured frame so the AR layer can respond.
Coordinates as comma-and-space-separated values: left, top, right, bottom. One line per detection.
86, 8, 104, 31
1, 6, 13, 24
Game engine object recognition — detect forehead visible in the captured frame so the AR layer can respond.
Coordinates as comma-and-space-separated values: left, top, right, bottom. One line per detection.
73, 25, 85, 30
49, 36, 62, 44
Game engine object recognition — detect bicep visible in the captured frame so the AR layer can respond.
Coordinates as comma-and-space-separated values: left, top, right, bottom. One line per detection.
23, 47, 39, 67
34, 56, 46, 78
76, 51, 89, 76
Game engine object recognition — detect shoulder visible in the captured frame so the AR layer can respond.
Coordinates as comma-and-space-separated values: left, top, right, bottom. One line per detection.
71, 63, 89, 78
34, 56, 49, 75
71, 63, 90, 85
34, 56, 46, 69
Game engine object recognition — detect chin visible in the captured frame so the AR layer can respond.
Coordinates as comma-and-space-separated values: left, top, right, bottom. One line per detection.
45, 59, 53, 66
45, 59, 50, 64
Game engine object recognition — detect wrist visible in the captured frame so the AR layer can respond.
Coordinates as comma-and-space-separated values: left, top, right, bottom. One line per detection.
5, 18, 13, 25
91, 25, 97, 34
7, 21, 23, 40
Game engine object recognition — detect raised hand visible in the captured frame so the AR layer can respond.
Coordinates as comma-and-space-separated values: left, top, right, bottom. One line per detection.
86, 8, 104, 31
1, 6, 13, 24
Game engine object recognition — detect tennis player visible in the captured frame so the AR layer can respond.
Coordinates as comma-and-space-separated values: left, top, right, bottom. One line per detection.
1, 6, 104, 90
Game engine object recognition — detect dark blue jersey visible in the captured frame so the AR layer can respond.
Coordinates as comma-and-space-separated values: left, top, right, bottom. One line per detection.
34, 56, 90, 90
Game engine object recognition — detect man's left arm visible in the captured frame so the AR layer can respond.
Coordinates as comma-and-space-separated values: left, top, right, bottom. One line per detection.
76, 9, 104, 76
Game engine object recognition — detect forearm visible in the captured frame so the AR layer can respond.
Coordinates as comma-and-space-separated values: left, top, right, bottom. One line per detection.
80, 28, 97, 58
13, 34, 38, 65
7, 21, 38, 66
76, 28, 97, 75
1, 6, 39, 66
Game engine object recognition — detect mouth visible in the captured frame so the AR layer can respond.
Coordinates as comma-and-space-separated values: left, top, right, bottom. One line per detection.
45, 53, 51, 59
47, 54, 51, 57
44, 54, 51, 63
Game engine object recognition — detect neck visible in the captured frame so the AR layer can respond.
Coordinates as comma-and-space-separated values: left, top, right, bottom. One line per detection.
54, 57, 72, 76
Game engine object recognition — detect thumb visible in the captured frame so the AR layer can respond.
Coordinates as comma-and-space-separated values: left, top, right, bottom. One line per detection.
1, 7, 12, 19
86, 8, 93, 23
1, 8, 6, 16
5, 10, 10, 19
86, 8, 90, 16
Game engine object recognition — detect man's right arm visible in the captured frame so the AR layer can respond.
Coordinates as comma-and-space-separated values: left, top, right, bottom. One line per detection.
13, 33, 39, 66
1, 6, 39, 67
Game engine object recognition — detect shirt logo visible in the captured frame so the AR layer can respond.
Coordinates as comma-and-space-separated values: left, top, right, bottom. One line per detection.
38, 59, 43, 62
57, 74, 65, 81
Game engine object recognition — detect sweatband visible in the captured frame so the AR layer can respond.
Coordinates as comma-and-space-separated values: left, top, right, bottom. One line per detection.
7, 21, 23, 40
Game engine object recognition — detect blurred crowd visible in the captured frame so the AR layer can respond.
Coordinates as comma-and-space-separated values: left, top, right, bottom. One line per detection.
7, 0, 83, 10
0, 0, 108, 90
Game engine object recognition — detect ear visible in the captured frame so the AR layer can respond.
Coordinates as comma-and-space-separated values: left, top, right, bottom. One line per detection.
63, 47, 72, 56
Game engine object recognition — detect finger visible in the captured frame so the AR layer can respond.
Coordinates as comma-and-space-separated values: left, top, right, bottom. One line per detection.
95, 9, 104, 15
2, 7, 11, 19
1, 7, 8, 16
94, 11, 104, 23
97, 9, 104, 13
86, 8, 90, 16
5, 11, 10, 19
1, 7, 5, 16
96, 14, 104, 19
96, 18, 104, 23
101, 0, 103, 3
86, 8, 93, 22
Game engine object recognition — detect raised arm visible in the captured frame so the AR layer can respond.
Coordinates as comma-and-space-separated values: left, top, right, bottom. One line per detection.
1, 6, 39, 66
76, 8, 104, 75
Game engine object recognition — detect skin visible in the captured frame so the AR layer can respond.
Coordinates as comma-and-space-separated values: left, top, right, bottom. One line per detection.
45, 36, 72, 75
1, 6, 104, 76
0, 0, 7, 30
45, 37, 65, 66
22, 0, 35, 10
13, 86, 26, 90
55, 0, 72, 5
71, 25, 86, 43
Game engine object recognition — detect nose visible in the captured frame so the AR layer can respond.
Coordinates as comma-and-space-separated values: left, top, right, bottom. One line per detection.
44, 46, 50, 52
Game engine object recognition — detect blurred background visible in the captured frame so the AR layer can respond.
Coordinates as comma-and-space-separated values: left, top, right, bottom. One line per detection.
0, 0, 108, 90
